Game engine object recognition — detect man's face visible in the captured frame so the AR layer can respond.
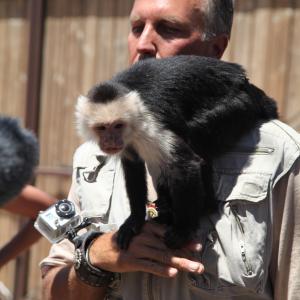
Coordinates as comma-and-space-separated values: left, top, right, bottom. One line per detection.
128, 0, 218, 64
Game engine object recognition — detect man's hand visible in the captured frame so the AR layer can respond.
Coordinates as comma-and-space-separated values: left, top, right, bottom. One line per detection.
89, 221, 204, 278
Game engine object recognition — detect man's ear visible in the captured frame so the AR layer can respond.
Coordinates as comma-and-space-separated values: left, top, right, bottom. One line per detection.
210, 34, 229, 59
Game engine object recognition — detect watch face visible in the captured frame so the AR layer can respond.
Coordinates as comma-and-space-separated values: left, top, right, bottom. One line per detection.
74, 248, 82, 270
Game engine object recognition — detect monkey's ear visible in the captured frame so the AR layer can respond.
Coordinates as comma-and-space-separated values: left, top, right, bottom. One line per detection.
75, 95, 90, 119
76, 95, 89, 110
75, 95, 92, 140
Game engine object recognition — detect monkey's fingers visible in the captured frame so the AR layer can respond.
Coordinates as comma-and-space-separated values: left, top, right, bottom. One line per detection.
117, 218, 144, 249
116, 226, 135, 250
164, 228, 194, 249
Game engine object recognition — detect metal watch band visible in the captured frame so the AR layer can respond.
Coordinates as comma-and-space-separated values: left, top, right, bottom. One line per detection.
74, 230, 115, 287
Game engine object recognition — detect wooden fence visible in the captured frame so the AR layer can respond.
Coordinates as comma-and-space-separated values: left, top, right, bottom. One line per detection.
0, 0, 299, 299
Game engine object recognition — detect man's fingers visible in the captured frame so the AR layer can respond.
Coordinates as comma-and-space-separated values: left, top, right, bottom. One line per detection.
118, 252, 177, 277
134, 258, 178, 278
142, 221, 166, 238
141, 222, 202, 253
129, 232, 167, 251
171, 256, 204, 273
184, 241, 202, 252
133, 246, 204, 274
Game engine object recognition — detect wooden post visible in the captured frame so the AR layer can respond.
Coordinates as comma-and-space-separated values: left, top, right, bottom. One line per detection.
24, 0, 46, 133
14, 1, 46, 299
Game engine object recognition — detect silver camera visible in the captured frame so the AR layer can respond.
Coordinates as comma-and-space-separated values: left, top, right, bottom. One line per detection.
34, 199, 83, 244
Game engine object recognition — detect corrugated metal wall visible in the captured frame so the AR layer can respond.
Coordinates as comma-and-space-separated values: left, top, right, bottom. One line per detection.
0, 0, 299, 299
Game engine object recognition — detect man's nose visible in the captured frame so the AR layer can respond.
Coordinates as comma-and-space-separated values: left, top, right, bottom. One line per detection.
136, 25, 157, 58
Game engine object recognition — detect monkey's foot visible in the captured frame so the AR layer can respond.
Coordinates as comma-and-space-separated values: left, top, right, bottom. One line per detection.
164, 228, 193, 249
117, 217, 144, 250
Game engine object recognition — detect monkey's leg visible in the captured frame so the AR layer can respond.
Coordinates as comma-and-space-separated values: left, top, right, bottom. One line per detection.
117, 156, 147, 249
164, 143, 209, 249
153, 179, 173, 225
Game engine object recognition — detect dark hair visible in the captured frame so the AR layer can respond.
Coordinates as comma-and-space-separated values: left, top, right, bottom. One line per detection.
202, 0, 234, 40
0, 116, 39, 205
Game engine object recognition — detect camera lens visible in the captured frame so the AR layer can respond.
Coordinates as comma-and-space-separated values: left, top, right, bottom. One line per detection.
55, 199, 75, 219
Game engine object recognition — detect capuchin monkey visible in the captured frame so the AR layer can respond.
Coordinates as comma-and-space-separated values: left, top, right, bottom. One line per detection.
76, 55, 278, 249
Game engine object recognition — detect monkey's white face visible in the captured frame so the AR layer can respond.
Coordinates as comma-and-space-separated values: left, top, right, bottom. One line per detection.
76, 90, 176, 166
75, 91, 144, 155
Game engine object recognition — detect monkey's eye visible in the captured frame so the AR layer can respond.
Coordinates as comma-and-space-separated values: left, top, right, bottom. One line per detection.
94, 125, 106, 132
114, 122, 125, 130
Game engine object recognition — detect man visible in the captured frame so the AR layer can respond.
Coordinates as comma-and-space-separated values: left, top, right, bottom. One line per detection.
41, 0, 300, 299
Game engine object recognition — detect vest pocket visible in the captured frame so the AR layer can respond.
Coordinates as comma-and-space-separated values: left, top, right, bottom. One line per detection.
188, 172, 271, 296
76, 155, 116, 219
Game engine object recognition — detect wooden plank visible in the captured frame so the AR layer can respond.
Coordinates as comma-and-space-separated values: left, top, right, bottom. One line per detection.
283, 1, 300, 130
0, 211, 19, 293
224, 0, 256, 76
264, 0, 294, 114
249, 0, 273, 89
0, 0, 29, 119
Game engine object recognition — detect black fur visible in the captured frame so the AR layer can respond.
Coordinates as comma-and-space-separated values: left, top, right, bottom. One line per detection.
88, 55, 278, 249
88, 81, 130, 103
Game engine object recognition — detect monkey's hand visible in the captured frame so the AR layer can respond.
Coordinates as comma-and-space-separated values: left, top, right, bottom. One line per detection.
164, 227, 196, 249
117, 215, 145, 249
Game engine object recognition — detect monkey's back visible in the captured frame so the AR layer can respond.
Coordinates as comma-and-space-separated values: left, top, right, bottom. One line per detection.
113, 55, 278, 157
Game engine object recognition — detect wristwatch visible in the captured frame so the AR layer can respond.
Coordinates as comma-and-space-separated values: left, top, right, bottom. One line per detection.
73, 230, 115, 287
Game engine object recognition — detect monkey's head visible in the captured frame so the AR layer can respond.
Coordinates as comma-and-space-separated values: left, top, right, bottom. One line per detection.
76, 82, 144, 156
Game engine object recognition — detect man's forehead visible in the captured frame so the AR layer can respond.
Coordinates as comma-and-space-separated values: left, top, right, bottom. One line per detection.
130, 0, 204, 23
130, 13, 188, 24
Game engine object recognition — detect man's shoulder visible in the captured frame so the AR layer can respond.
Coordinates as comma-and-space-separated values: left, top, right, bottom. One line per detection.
239, 120, 300, 157
258, 120, 300, 167
214, 120, 300, 176
259, 120, 300, 148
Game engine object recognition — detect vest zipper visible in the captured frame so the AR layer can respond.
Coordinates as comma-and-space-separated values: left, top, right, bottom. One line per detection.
230, 204, 253, 276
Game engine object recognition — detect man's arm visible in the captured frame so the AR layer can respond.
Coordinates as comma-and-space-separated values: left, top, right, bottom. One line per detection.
42, 264, 107, 300
271, 158, 300, 299
2, 185, 56, 218
0, 185, 56, 267
42, 222, 204, 300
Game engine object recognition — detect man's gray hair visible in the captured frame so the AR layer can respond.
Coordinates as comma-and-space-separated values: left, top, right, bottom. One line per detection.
201, 0, 234, 41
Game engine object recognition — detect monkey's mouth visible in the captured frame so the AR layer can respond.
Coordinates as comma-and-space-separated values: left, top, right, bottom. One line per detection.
102, 147, 123, 155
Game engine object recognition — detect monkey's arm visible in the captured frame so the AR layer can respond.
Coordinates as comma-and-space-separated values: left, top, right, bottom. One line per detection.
117, 151, 148, 249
